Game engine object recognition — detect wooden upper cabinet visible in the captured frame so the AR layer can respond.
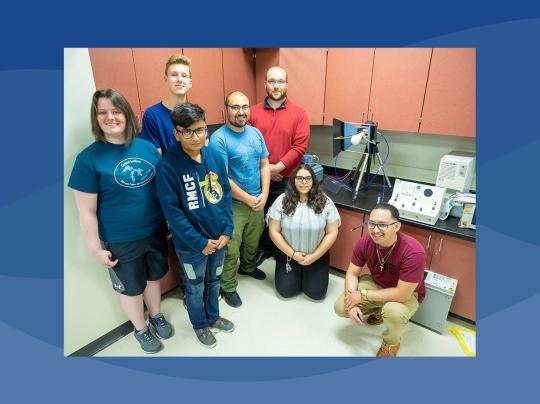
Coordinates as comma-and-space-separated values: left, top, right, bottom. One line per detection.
420, 48, 476, 137
369, 48, 432, 132
223, 48, 256, 105
131, 48, 181, 114
324, 48, 373, 125
280, 48, 327, 125
88, 48, 141, 122
183, 48, 225, 124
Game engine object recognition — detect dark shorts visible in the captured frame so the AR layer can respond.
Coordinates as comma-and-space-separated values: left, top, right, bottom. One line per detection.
103, 231, 168, 296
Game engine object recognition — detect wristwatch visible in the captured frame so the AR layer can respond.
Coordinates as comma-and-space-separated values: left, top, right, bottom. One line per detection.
360, 289, 369, 301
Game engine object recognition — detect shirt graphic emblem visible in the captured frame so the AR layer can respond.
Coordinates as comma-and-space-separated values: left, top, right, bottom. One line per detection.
199, 171, 223, 204
114, 158, 155, 188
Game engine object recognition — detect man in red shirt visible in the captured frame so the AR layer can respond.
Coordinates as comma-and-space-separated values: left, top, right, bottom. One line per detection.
334, 203, 426, 357
249, 66, 310, 265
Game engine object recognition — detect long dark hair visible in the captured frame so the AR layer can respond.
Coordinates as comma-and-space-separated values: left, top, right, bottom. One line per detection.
282, 164, 327, 215
90, 88, 138, 145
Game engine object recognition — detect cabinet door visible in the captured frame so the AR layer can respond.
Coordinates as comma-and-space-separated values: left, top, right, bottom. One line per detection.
183, 48, 225, 124
399, 223, 433, 268
368, 48, 432, 132
131, 48, 182, 114
324, 48, 373, 125
329, 209, 364, 272
430, 235, 476, 321
420, 48, 476, 137
279, 48, 328, 125
88, 48, 142, 124
223, 48, 256, 106
254, 48, 280, 103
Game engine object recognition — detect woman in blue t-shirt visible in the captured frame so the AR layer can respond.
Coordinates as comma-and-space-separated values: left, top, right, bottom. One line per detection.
68, 89, 172, 354
267, 164, 341, 300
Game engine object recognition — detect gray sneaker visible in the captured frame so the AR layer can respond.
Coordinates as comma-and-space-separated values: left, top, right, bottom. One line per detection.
210, 317, 235, 333
148, 313, 173, 339
194, 327, 217, 348
134, 326, 162, 354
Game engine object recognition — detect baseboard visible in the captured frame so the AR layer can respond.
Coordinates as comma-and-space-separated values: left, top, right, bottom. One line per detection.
69, 321, 134, 357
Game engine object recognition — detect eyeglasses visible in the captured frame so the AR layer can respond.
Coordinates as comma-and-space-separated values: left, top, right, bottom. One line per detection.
266, 79, 287, 87
177, 126, 207, 139
366, 221, 398, 231
226, 104, 250, 113
294, 176, 313, 183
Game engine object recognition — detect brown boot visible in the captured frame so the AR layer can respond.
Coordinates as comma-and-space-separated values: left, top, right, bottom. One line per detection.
376, 341, 400, 357
367, 313, 383, 325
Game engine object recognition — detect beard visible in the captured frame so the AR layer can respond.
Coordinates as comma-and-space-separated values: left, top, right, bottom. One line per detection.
266, 88, 287, 102
228, 114, 247, 128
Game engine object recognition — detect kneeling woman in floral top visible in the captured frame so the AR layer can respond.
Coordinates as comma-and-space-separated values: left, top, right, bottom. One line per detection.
267, 164, 340, 300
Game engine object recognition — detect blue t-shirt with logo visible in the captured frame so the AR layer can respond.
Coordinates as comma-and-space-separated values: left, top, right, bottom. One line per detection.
68, 138, 164, 243
208, 125, 269, 198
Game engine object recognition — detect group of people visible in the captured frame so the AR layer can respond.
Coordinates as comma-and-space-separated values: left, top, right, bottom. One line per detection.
69, 53, 427, 357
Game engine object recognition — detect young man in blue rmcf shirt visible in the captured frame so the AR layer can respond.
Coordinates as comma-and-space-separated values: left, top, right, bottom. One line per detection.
155, 103, 235, 349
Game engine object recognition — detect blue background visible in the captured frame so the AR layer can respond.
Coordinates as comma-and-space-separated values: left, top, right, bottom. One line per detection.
1, 1, 539, 401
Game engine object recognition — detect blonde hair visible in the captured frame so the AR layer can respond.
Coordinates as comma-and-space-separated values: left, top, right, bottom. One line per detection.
165, 54, 191, 76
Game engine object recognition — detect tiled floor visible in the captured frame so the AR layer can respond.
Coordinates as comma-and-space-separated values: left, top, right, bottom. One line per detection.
96, 258, 475, 357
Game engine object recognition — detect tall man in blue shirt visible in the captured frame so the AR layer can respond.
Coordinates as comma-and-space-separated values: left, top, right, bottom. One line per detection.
140, 54, 193, 154
208, 91, 271, 307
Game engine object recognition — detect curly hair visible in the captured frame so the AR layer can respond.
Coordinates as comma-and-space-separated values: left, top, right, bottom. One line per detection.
282, 164, 327, 216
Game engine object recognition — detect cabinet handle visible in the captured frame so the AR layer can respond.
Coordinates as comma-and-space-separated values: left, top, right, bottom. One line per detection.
221, 109, 225, 123
426, 235, 431, 249
438, 238, 443, 253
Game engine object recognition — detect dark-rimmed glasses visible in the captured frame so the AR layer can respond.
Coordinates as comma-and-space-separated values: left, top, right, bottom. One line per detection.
295, 176, 313, 183
177, 126, 207, 139
366, 221, 398, 231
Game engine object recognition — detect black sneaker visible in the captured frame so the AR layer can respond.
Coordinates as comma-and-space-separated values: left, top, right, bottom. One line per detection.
221, 289, 242, 307
238, 267, 267, 280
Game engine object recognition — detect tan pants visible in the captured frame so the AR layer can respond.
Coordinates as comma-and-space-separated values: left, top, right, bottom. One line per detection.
334, 275, 419, 344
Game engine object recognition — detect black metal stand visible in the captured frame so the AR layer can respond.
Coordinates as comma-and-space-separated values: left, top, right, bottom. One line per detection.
350, 122, 391, 202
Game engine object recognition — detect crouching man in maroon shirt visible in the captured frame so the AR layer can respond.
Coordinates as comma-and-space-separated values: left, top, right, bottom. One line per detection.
334, 203, 426, 357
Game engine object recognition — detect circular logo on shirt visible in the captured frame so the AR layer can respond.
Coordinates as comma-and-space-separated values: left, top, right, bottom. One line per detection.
202, 172, 223, 204
114, 158, 155, 188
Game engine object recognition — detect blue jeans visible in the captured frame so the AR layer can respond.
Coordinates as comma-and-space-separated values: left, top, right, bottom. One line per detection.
176, 247, 226, 330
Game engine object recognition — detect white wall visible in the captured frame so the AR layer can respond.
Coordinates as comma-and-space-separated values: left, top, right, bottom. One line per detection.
64, 48, 127, 355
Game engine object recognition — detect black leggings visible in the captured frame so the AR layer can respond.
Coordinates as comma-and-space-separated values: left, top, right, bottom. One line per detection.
274, 250, 329, 300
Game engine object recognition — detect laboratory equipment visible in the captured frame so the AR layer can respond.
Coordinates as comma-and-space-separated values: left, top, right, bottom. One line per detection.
438, 191, 476, 224
436, 151, 475, 192
411, 270, 458, 334
302, 154, 324, 183
459, 201, 476, 229
332, 116, 391, 201
389, 179, 446, 225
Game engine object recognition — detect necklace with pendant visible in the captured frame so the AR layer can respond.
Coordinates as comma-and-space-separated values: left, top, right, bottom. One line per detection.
376, 242, 397, 271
